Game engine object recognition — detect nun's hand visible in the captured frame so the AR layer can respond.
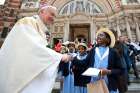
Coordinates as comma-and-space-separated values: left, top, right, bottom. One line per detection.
100, 69, 111, 76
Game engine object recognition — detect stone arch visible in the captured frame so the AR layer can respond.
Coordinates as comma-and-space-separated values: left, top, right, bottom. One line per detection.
58, 0, 103, 15
49, 0, 112, 15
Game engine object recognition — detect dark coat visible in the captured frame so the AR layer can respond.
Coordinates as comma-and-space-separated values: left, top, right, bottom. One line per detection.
58, 61, 71, 77
72, 55, 90, 87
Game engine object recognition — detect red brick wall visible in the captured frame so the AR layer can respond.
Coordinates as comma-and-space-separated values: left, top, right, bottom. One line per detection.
0, 0, 21, 37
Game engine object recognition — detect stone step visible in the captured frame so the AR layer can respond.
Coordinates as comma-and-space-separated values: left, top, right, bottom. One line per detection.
52, 83, 140, 93
126, 91, 140, 93
129, 74, 140, 83
126, 83, 140, 93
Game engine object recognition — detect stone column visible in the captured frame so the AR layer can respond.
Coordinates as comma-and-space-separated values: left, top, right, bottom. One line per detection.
90, 18, 96, 44
63, 18, 70, 42
116, 19, 121, 37
125, 16, 132, 40
134, 17, 140, 41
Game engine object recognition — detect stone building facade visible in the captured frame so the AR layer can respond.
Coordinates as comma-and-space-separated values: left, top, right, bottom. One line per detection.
0, 0, 140, 45
0, 0, 21, 46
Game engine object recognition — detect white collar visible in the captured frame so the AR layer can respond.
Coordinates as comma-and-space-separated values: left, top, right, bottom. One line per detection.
95, 47, 109, 61
77, 52, 87, 60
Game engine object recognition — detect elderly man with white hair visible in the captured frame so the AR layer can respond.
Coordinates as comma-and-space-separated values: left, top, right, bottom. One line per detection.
0, 5, 71, 93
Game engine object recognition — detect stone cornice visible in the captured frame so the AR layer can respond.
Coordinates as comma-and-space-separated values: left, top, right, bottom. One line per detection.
20, 8, 38, 12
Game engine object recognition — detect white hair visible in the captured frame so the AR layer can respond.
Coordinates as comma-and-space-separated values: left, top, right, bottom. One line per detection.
38, 5, 57, 13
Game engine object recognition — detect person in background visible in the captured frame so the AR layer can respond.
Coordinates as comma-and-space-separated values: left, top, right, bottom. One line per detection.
45, 31, 51, 48
125, 37, 139, 79
74, 38, 80, 52
54, 39, 62, 53
119, 36, 132, 85
88, 41, 93, 49
0, 5, 71, 93
58, 43, 69, 93
60, 42, 77, 93
60, 44, 69, 54
114, 41, 128, 93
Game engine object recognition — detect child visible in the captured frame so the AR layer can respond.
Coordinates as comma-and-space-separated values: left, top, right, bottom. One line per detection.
61, 42, 77, 93
72, 43, 88, 93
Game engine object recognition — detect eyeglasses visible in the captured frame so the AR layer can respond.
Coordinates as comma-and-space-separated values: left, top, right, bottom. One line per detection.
97, 33, 106, 39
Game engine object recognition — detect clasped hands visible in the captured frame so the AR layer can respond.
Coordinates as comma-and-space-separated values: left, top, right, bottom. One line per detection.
61, 54, 73, 62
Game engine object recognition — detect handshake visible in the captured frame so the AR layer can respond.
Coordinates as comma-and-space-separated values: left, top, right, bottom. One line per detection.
61, 54, 74, 62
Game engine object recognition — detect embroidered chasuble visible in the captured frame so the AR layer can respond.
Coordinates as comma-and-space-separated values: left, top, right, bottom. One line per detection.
0, 15, 62, 93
